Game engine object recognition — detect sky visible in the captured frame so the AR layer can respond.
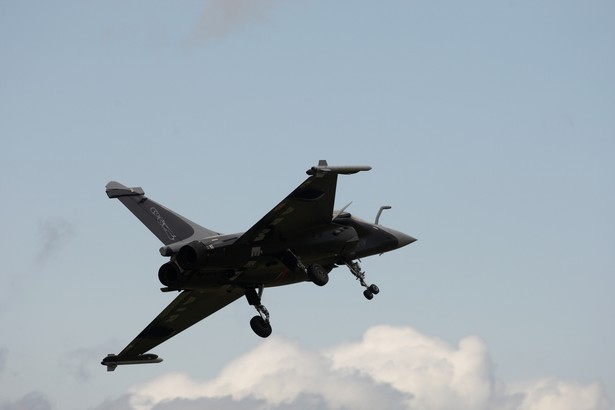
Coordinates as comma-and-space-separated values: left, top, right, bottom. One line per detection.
1, 0, 614, 409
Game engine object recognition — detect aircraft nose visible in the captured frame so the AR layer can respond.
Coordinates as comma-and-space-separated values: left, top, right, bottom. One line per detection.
388, 228, 416, 248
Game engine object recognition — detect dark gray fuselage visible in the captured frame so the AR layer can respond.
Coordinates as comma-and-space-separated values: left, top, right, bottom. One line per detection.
164, 214, 408, 290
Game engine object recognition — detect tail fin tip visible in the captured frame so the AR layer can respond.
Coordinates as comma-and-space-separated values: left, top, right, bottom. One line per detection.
106, 181, 145, 199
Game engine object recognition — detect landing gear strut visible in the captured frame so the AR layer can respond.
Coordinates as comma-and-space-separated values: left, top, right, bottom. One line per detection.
245, 285, 272, 338
345, 260, 380, 300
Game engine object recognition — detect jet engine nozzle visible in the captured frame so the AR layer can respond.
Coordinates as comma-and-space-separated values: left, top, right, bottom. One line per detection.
176, 241, 209, 270
158, 262, 182, 287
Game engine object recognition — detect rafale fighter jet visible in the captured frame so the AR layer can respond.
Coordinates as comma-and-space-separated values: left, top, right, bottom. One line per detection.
101, 161, 416, 371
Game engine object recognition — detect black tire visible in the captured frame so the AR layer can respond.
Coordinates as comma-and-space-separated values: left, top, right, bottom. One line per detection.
250, 316, 272, 338
369, 284, 380, 295
307, 264, 329, 286
363, 289, 374, 300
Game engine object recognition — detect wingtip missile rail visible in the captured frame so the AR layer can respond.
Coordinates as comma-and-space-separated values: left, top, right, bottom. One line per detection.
306, 160, 372, 176
101, 353, 163, 372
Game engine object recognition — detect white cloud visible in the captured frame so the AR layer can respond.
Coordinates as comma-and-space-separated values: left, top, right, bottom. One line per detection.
509, 378, 612, 410
111, 325, 610, 410
127, 336, 406, 410
326, 326, 494, 410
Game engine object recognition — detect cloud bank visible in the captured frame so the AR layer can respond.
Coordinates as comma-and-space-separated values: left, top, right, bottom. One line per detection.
98, 325, 610, 410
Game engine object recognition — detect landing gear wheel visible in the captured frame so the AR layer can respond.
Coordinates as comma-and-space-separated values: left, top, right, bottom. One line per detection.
250, 315, 272, 338
245, 286, 272, 338
307, 264, 329, 287
345, 260, 381, 299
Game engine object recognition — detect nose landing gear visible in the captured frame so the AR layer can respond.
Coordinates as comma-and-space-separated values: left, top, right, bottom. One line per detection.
245, 285, 272, 338
345, 260, 380, 300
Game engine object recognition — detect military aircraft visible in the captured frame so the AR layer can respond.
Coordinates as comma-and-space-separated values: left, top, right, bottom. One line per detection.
101, 160, 416, 371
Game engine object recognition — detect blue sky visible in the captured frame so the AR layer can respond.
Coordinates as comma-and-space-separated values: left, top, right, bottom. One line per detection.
1, 1, 614, 409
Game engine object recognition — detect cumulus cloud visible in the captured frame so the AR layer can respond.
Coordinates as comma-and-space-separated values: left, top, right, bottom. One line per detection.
507, 378, 612, 410
189, 0, 279, 44
101, 325, 610, 410
327, 326, 495, 410
127, 336, 407, 410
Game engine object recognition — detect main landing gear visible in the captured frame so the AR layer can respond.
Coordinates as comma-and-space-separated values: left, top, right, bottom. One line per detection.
345, 260, 380, 300
281, 249, 330, 287
307, 264, 329, 286
245, 285, 272, 338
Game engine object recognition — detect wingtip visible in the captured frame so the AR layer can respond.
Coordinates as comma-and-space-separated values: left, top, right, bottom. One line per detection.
101, 353, 163, 371
307, 161, 371, 176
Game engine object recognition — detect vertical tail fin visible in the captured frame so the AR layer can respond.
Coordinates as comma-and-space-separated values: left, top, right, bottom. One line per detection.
106, 181, 220, 245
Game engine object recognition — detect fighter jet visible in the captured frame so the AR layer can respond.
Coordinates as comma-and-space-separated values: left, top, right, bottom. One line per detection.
101, 160, 416, 371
